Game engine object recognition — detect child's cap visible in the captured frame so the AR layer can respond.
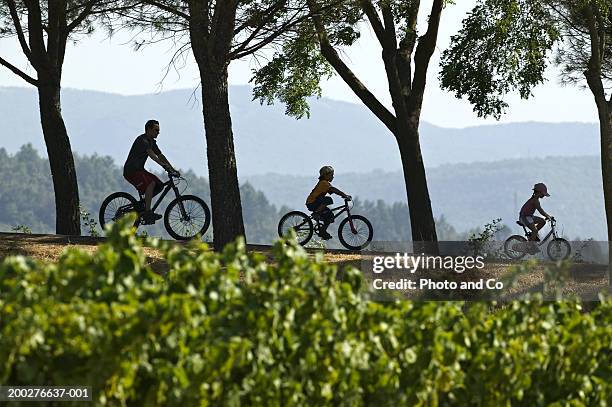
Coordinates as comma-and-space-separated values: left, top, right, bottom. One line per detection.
533, 183, 550, 196
319, 166, 334, 177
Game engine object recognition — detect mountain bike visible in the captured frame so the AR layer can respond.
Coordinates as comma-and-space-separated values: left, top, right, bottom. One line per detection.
99, 172, 211, 240
278, 197, 373, 250
504, 217, 571, 261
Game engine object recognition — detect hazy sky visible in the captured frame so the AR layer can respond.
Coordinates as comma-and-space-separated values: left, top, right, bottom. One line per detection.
0, 1, 598, 127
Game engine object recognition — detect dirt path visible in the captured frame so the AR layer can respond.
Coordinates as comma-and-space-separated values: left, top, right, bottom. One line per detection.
1, 232, 608, 300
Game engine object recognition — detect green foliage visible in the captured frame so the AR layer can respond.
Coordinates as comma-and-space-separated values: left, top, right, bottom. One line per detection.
251, 24, 334, 119
468, 218, 509, 258
1, 217, 611, 405
468, 218, 504, 255
79, 205, 100, 237
11, 224, 32, 234
250, 0, 363, 118
440, 0, 559, 118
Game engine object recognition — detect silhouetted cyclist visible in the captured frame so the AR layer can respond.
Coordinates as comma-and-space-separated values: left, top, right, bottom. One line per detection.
123, 119, 179, 224
306, 165, 351, 240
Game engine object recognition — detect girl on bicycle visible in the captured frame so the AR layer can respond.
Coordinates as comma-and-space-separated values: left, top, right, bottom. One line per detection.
519, 183, 553, 243
306, 166, 351, 240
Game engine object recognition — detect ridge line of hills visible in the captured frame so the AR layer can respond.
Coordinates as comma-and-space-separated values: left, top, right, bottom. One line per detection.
0, 86, 600, 177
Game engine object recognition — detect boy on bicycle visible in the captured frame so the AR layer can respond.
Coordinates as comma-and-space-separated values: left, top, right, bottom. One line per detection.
519, 183, 553, 250
123, 120, 179, 224
306, 165, 351, 240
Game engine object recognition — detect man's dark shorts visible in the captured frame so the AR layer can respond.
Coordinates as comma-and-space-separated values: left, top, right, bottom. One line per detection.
125, 170, 163, 196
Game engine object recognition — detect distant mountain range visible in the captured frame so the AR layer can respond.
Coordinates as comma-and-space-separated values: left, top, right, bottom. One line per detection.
0, 86, 600, 177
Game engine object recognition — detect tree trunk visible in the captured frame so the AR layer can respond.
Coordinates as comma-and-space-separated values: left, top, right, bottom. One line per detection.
596, 107, 612, 286
199, 67, 246, 250
396, 119, 438, 253
37, 82, 81, 235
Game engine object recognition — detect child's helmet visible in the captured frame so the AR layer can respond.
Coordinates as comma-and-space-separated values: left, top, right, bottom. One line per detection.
533, 183, 550, 196
319, 166, 334, 176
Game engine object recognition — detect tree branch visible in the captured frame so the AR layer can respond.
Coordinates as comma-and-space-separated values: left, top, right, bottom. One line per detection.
360, 0, 385, 46
231, 1, 288, 58
396, 1, 419, 97
67, 0, 98, 32
377, 2, 408, 119
408, 0, 443, 114
143, 0, 190, 21
379, 1, 397, 49
234, 0, 285, 36
46, 0, 62, 72
6, 0, 34, 64
23, 0, 48, 67
306, 0, 396, 134
211, 0, 238, 59
0, 56, 38, 86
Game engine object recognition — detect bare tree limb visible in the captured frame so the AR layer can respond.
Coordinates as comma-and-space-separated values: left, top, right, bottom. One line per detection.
0, 55, 38, 86
408, 0, 443, 114
379, 1, 397, 49
143, 0, 190, 20
583, 3, 609, 106
67, 0, 98, 32
360, 0, 385, 45
6, 0, 34, 65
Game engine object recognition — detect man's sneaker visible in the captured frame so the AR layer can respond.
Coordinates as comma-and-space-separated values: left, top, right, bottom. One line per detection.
134, 201, 146, 212
319, 231, 333, 240
142, 211, 162, 225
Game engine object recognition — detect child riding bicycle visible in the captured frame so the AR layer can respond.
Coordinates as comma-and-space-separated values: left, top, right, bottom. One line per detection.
519, 182, 553, 252
123, 120, 180, 224
306, 165, 351, 240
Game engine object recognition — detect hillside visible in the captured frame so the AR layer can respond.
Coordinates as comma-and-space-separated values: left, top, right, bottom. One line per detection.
0, 145, 606, 240
245, 156, 606, 240
0, 86, 600, 177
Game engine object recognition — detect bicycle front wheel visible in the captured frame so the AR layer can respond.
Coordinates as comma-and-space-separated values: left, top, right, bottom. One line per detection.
164, 195, 211, 240
99, 192, 138, 230
278, 211, 313, 246
338, 215, 373, 250
547, 238, 571, 261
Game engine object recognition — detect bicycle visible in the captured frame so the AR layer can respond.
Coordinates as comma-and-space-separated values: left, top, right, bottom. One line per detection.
99, 172, 211, 240
278, 197, 373, 250
504, 217, 571, 261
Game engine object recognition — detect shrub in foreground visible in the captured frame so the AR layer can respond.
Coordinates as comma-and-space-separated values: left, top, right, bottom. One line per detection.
0, 217, 610, 405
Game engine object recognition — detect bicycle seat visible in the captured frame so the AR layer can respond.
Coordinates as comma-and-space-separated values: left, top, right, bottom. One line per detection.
516, 220, 525, 227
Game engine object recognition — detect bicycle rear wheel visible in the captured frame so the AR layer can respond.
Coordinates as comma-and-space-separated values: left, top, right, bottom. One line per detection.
547, 238, 571, 261
504, 235, 528, 260
164, 195, 211, 240
278, 211, 313, 246
99, 192, 138, 229
338, 215, 373, 250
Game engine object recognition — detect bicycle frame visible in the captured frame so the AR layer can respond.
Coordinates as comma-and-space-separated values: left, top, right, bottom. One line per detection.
135, 176, 188, 219
320, 199, 358, 233
520, 219, 559, 247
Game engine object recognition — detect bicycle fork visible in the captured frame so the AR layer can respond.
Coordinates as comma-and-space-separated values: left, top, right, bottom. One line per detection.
346, 205, 358, 234
173, 187, 190, 221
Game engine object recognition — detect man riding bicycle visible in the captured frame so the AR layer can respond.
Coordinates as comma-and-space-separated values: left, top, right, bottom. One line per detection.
123, 119, 179, 224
